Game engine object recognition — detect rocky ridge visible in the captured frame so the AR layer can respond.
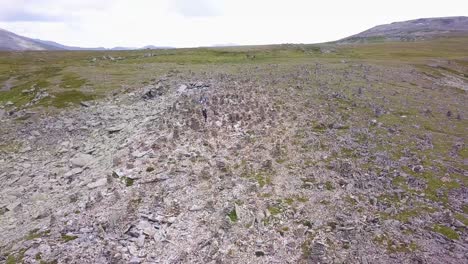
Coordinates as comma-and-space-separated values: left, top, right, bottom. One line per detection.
0, 62, 466, 263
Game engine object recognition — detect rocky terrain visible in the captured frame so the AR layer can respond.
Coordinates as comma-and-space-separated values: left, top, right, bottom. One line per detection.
1, 56, 467, 263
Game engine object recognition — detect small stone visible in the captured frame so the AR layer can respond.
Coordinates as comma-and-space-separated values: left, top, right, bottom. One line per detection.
132, 150, 148, 158
453, 220, 465, 228
71, 153, 94, 168
7, 202, 22, 212
129, 256, 142, 264
80, 101, 92, 107
64, 167, 84, 177
189, 205, 204, 211
412, 165, 424, 173
87, 178, 107, 189
128, 245, 138, 256
136, 235, 145, 248
167, 217, 177, 224
177, 84, 187, 93
107, 125, 125, 133
137, 220, 157, 237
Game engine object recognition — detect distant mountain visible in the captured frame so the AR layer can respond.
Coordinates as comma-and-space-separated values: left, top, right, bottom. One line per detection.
33, 39, 105, 51
0, 28, 63, 51
0, 27, 173, 51
339, 16, 468, 43
141, 45, 173, 50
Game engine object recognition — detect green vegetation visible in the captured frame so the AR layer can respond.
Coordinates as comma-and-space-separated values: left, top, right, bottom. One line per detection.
267, 205, 282, 216
26, 229, 50, 240
0, 34, 466, 262
227, 208, 238, 222
325, 181, 334, 191
61, 72, 87, 89
432, 224, 459, 240
373, 233, 419, 253
5, 249, 26, 264
40, 90, 96, 108
61, 234, 79, 242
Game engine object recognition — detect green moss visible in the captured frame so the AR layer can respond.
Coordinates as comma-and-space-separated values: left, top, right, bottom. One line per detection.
459, 146, 468, 159
300, 233, 316, 260
432, 224, 459, 240
6, 255, 16, 264
61, 234, 79, 242
373, 234, 419, 253
302, 220, 313, 229
393, 211, 420, 223
227, 209, 238, 222
325, 181, 334, 190
267, 205, 282, 216
455, 213, 468, 226
258, 192, 272, 198
402, 166, 461, 204
0, 141, 22, 154
392, 176, 408, 189
40, 90, 96, 108
26, 229, 50, 240
40, 260, 58, 264
5, 249, 26, 264
312, 122, 327, 132
381, 206, 436, 223
344, 195, 357, 205
61, 73, 87, 89
120, 176, 134, 187
284, 198, 295, 205
240, 166, 273, 188
463, 205, 468, 214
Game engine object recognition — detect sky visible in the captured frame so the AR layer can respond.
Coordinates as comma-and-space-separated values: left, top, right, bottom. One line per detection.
0, 0, 467, 48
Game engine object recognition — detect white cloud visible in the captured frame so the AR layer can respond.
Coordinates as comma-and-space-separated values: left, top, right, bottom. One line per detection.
0, 0, 467, 48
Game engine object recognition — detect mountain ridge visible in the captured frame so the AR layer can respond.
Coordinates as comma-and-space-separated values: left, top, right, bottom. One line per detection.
0, 28, 173, 51
1, 16, 468, 50
339, 16, 468, 43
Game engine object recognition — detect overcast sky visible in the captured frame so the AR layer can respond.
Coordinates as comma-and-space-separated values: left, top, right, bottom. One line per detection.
0, 0, 466, 48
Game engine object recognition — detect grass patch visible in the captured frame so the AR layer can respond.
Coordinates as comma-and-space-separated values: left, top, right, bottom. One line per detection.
39, 90, 96, 108
26, 229, 50, 240
267, 205, 282, 216
325, 181, 334, 190
61, 234, 79, 242
227, 208, 238, 222
432, 224, 459, 240
454, 213, 468, 226
373, 233, 419, 253
61, 73, 87, 89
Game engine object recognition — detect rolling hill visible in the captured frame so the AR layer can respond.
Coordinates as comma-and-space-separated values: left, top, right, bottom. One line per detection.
0, 28, 62, 51
0, 28, 172, 51
339, 16, 468, 43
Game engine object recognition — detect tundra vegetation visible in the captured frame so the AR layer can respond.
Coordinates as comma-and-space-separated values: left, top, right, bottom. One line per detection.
0, 36, 467, 263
